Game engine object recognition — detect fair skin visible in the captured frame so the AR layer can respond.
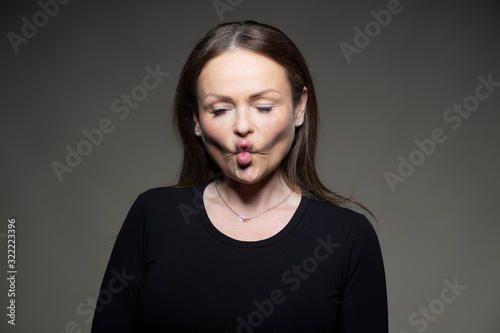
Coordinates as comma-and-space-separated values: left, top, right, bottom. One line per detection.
193, 49, 307, 241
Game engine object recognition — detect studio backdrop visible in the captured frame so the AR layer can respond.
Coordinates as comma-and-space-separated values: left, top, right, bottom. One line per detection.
1, 0, 499, 332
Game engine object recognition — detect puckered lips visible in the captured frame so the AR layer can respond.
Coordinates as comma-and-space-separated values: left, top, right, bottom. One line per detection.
236, 139, 252, 166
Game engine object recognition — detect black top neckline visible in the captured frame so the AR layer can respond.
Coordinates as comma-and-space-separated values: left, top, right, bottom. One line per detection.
195, 183, 310, 248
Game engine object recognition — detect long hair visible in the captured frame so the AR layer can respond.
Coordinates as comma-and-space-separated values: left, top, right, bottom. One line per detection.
172, 20, 372, 215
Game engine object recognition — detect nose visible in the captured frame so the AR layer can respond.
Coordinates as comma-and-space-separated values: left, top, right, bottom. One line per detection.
233, 107, 253, 137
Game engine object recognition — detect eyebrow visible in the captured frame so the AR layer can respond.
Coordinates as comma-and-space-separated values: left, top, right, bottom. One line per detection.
202, 89, 281, 102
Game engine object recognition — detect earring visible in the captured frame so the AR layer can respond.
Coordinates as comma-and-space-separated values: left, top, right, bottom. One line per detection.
298, 120, 303, 125
196, 130, 200, 136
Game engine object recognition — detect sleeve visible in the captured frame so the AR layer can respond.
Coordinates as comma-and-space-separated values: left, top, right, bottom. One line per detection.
337, 214, 388, 333
91, 193, 148, 332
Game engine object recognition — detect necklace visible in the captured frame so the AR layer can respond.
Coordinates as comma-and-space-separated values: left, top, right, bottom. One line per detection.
214, 180, 294, 222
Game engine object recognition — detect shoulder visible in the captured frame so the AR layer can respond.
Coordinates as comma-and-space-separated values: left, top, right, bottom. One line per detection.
125, 186, 203, 221
307, 198, 372, 227
306, 198, 384, 269
141, 186, 199, 201
304, 197, 378, 243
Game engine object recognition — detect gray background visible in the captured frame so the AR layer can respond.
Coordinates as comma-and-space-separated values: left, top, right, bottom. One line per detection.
1, 0, 499, 332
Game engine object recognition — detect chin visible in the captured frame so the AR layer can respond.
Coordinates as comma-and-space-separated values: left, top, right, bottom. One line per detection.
233, 170, 261, 184
231, 164, 279, 185
220, 163, 258, 184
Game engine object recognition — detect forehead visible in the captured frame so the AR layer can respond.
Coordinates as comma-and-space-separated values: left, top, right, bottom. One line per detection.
197, 49, 289, 97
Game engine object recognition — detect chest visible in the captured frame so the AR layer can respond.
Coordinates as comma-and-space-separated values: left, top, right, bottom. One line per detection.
137, 226, 344, 332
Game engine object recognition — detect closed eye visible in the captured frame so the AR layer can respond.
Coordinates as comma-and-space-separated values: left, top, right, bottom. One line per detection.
257, 106, 273, 112
210, 106, 274, 114
211, 107, 229, 115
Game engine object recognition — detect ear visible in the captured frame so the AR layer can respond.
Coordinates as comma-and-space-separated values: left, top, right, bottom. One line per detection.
295, 86, 308, 127
193, 111, 201, 136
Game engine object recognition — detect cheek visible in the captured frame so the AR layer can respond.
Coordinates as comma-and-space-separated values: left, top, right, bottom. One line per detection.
260, 115, 295, 148
199, 118, 229, 151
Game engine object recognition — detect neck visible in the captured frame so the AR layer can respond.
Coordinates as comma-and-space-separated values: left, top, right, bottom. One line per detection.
216, 169, 293, 213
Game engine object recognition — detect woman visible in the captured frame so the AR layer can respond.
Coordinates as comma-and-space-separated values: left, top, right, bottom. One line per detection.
92, 20, 388, 332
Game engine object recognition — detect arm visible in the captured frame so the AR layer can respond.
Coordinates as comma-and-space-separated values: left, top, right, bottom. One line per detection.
337, 215, 388, 332
91, 193, 148, 332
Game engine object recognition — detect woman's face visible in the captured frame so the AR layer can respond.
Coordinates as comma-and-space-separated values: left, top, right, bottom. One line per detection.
194, 49, 307, 184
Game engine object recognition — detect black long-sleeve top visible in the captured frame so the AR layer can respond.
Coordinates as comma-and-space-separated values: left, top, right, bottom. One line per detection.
91, 184, 388, 332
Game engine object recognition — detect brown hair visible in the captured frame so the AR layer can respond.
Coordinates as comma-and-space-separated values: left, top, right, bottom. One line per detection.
172, 20, 372, 216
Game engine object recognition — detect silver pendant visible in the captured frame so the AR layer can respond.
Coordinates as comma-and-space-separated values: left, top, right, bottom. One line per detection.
238, 215, 249, 222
